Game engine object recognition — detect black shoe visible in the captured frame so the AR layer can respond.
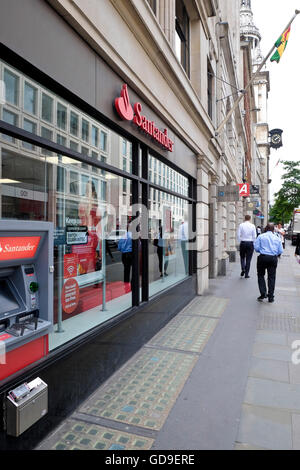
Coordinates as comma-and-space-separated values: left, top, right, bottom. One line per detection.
257, 295, 267, 302
268, 297, 274, 303
164, 272, 168, 276
241, 271, 245, 277
245, 275, 250, 279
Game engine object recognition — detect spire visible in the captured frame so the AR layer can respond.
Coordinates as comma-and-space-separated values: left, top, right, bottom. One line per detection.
241, 0, 251, 8
240, 0, 261, 59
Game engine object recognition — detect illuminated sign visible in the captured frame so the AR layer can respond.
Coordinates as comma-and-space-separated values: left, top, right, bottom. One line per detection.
115, 84, 174, 152
0, 237, 41, 261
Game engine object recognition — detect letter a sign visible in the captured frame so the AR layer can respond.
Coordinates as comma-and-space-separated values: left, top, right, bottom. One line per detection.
238, 183, 250, 197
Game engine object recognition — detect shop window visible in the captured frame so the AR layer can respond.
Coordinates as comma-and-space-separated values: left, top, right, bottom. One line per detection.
149, 192, 190, 296
2, 109, 18, 143
4, 68, 19, 106
57, 102, 67, 130
41, 93, 53, 123
24, 82, 38, 115
175, 0, 190, 77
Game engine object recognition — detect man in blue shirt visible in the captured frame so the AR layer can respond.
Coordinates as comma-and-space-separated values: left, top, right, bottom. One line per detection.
254, 223, 283, 303
118, 230, 132, 283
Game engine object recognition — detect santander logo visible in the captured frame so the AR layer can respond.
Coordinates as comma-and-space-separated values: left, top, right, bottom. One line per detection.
115, 84, 134, 121
115, 84, 174, 152
0, 237, 41, 261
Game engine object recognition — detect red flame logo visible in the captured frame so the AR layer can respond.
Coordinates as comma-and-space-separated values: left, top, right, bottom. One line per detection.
115, 84, 134, 121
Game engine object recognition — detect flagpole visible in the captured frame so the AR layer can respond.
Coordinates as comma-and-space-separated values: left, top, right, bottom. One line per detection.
214, 9, 300, 137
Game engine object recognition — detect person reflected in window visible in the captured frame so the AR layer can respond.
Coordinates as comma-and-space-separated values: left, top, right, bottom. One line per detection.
179, 214, 189, 275
118, 228, 132, 284
156, 223, 168, 278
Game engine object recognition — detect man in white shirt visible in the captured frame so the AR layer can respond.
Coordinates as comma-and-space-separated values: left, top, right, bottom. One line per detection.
237, 215, 257, 278
179, 219, 189, 275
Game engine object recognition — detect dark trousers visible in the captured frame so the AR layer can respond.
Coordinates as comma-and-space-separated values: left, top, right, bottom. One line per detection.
157, 246, 168, 274
121, 252, 132, 283
257, 254, 278, 300
181, 241, 189, 275
240, 241, 254, 276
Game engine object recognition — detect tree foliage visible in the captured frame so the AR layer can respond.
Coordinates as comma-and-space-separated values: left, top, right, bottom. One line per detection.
269, 160, 300, 224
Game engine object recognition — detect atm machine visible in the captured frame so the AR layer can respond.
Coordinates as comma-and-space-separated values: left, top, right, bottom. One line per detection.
0, 221, 53, 381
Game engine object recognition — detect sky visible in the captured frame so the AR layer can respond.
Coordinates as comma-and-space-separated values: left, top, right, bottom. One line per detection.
251, 0, 300, 204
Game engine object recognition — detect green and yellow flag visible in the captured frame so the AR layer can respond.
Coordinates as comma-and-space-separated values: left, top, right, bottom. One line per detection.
270, 27, 291, 63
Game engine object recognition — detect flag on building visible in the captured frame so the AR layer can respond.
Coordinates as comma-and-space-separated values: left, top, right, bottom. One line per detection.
270, 27, 291, 63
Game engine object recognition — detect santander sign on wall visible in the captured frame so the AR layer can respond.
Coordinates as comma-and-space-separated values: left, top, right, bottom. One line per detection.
115, 84, 174, 152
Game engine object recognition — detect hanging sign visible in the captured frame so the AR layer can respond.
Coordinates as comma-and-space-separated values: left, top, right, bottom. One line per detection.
217, 185, 239, 202
238, 184, 250, 197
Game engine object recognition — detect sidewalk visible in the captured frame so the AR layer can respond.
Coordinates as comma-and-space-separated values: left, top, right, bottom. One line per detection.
36, 242, 300, 450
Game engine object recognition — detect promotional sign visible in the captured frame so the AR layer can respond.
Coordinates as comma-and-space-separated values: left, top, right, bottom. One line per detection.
250, 185, 260, 195
64, 254, 78, 279
238, 184, 250, 198
61, 278, 79, 314
115, 84, 174, 152
66, 226, 88, 246
0, 236, 41, 261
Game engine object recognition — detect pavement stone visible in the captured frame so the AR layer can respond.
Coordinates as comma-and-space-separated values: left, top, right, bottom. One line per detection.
237, 404, 292, 450
248, 357, 289, 383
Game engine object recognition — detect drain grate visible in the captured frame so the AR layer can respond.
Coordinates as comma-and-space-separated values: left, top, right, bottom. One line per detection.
257, 312, 300, 333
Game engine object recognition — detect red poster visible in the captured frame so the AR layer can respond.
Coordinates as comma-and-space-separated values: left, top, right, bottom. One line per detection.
64, 254, 78, 279
61, 278, 79, 314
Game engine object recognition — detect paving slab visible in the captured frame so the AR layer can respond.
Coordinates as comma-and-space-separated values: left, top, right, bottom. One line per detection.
254, 331, 287, 346
291, 414, 300, 449
248, 357, 289, 383
237, 404, 292, 450
252, 343, 293, 362
244, 377, 300, 412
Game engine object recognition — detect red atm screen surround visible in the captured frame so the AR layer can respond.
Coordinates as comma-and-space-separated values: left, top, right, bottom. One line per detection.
0, 236, 41, 261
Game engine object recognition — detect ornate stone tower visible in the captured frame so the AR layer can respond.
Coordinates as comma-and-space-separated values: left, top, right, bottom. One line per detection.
240, 0, 261, 56
240, 0, 270, 224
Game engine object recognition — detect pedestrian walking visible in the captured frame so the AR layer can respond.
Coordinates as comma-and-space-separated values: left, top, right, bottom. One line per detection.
295, 233, 300, 263
254, 223, 283, 303
275, 223, 285, 251
118, 229, 132, 284
237, 215, 257, 278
